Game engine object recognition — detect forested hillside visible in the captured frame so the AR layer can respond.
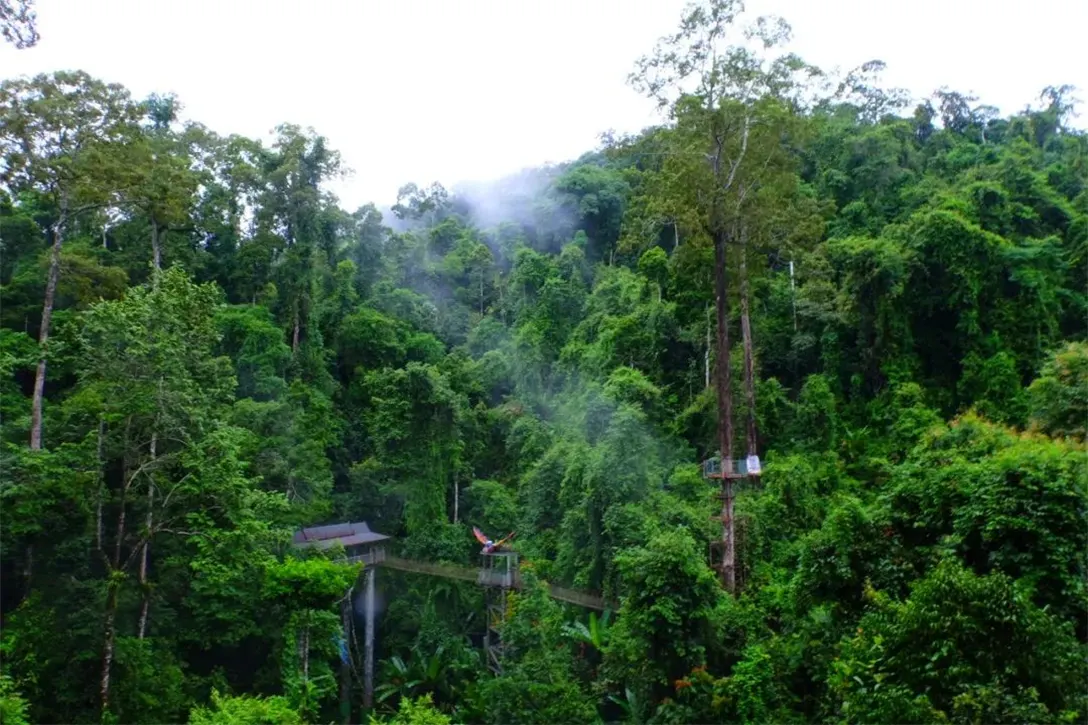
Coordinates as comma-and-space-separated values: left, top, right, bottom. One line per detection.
1, 1, 1086, 723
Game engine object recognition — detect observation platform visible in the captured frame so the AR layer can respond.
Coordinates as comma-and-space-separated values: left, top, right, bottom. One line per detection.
702, 454, 762, 479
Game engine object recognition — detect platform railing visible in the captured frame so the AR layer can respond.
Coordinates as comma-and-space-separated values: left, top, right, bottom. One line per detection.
702, 454, 762, 479
342, 547, 387, 566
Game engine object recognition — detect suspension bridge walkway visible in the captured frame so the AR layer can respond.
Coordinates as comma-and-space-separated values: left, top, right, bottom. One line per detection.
292, 520, 614, 712
377, 554, 611, 610
307, 524, 612, 610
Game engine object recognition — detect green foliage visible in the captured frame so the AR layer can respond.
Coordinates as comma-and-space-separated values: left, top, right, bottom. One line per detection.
216, 304, 291, 400
605, 529, 722, 708
1027, 340, 1088, 439
189, 690, 302, 725
462, 479, 518, 536
0, 674, 30, 725
885, 415, 1087, 624
369, 693, 452, 725
2, 8, 1087, 724
263, 557, 358, 611
829, 560, 1087, 723
357, 362, 466, 538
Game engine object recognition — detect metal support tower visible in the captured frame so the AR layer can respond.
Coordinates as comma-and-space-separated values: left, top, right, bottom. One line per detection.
478, 551, 518, 674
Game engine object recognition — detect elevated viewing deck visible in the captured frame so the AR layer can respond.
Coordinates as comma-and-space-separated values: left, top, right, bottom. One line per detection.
702, 454, 762, 479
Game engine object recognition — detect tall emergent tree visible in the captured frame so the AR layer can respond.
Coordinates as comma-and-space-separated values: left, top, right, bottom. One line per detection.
0, 72, 142, 449
629, 0, 813, 592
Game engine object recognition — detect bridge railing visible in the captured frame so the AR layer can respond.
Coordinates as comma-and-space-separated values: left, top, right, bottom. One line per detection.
548, 584, 610, 611
477, 568, 520, 588
702, 454, 762, 479
381, 556, 478, 583
342, 547, 387, 566
336, 549, 614, 611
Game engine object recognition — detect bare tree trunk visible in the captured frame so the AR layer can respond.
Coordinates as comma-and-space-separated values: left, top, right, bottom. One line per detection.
102, 469, 128, 715
739, 228, 758, 457
713, 227, 735, 595
713, 229, 734, 469
302, 624, 310, 683
789, 260, 797, 332
292, 302, 300, 353
722, 478, 736, 593
30, 208, 66, 450
114, 500, 126, 576
96, 418, 106, 552
453, 479, 459, 524
100, 583, 118, 714
137, 433, 155, 639
23, 545, 32, 593
151, 220, 161, 271
705, 305, 712, 390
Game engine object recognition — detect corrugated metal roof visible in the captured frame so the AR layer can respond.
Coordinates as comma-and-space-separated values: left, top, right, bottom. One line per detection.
292, 521, 390, 548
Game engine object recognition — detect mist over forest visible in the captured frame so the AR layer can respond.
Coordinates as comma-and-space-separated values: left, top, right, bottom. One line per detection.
1, 1, 1086, 723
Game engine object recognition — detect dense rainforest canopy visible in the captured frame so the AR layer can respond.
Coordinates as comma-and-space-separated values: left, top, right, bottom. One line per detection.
1, 1, 1086, 723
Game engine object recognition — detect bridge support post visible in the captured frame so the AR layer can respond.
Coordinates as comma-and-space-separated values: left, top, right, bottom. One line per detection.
340, 591, 352, 724
479, 551, 518, 675
484, 586, 507, 674
363, 566, 376, 710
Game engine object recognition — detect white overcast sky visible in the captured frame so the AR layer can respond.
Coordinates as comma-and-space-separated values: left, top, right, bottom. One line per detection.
2, 0, 1085, 209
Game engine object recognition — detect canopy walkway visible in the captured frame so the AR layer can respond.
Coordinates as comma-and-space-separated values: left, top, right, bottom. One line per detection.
293, 520, 613, 705
297, 522, 614, 611
382, 555, 477, 582
380, 555, 612, 610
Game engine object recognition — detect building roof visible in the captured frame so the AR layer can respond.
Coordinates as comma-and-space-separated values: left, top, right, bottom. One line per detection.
292, 521, 390, 548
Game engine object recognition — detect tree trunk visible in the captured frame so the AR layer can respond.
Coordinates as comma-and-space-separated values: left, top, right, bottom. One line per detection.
453, 479, 459, 524
713, 226, 736, 595
30, 207, 66, 450
705, 305, 711, 390
100, 583, 118, 714
789, 260, 798, 332
302, 624, 310, 683
292, 302, 300, 353
113, 497, 127, 575
151, 219, 161, 271
101, 479, 127, 715
713, 229, 734, 468
23, 545, 32, 595
96, 418, 105, 552
722, 478, 736, 593
137, 434, 155, 639
739, 229, 758, 457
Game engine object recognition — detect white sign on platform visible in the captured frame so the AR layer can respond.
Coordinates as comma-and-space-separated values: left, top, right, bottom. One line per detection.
746, 455, 762, 476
